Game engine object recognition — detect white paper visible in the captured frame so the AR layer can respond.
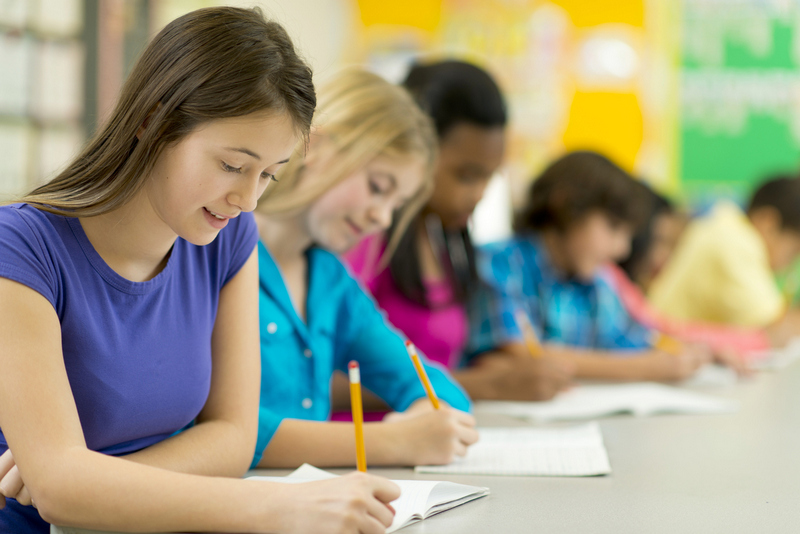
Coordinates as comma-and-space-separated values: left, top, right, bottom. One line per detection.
750, 337, 800, 371
416, 422, 611, 477
681, 363, 739, 387
249, 464, 489, 533
475, 382, 739, 422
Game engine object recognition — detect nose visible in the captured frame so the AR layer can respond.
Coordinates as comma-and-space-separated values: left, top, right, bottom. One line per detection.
616, 236, 631, 260
227, 175, 265, 213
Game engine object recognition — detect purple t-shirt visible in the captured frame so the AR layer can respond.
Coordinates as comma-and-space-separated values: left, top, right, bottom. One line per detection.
0, 203, 257, 532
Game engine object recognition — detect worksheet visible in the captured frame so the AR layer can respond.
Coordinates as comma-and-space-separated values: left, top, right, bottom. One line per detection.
475, 382, 738, 422
416, 422, 611, 476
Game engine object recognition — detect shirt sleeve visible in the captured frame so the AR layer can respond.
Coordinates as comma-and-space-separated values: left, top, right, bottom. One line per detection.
219, 211, 259, 287
711, 239, 784, 327
594, 277, 653, 351
335, 267, 471, 413
464, 246, 535, 359
0, 206, 59, 308
251, 406, 283, 468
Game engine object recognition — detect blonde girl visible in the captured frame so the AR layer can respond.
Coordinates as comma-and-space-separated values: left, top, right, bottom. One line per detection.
252, 69, 478, 469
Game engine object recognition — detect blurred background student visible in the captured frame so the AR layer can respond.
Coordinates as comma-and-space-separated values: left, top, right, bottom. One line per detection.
467, 151, 710, 382
346, 60, 572, 401
605, 181, 766, 372
648, 174, 800, 349
252, 69, 477, 470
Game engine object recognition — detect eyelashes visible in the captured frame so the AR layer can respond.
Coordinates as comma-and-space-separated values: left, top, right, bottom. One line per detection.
222, 162, 278, 182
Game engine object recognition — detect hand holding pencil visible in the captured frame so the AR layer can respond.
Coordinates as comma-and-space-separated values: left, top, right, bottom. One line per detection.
513, 308, 544, 358
354, 340, 479, 466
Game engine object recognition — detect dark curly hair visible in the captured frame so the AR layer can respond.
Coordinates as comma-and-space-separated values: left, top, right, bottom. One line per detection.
514, 151, 649, 234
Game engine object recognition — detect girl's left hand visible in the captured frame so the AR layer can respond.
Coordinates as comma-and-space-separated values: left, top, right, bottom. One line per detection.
0, 450, 33, 507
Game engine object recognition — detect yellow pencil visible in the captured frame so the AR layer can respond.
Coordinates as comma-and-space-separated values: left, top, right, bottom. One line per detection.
348, 360, 367, 472
513, 308, 543, 358
652, 332, 683, 356
405, 340, 440, 410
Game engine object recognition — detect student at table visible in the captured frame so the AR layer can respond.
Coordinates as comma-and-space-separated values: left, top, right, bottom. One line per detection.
251, 69, 477, 470
0, 7, 399, 534
649, 174, 800, 347
346, 60, 572, 401
606, 181, 765, 371
467, 151, 710, 381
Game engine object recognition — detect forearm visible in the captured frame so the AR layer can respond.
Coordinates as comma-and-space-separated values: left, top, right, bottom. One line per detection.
451, 365, 502, 400
764, 308, 800, 347
29, 447, 282, 533
451, 350, 523, 400
545, 345, 652, 380
122, 417, 255, 477
257, 419, 401, 468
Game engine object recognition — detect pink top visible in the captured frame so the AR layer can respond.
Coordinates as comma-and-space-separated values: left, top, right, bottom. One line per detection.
602, 263, 770, 357
344, 236, 468, 370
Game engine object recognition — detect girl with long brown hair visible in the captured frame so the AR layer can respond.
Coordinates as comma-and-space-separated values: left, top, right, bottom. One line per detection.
0, 7, 397, 534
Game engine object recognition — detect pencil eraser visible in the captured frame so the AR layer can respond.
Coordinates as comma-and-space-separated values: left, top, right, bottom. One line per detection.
348, 360, 360, 383
404, 340, 416, 354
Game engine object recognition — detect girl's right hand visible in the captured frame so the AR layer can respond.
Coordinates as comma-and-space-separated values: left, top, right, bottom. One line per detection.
643, 345, 711, 381
385, 407, 479, 466
273, 472, 399, 534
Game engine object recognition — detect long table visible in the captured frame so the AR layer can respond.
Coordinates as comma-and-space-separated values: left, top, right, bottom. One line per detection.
361, 363, 800, 533
53, 361, 800, 534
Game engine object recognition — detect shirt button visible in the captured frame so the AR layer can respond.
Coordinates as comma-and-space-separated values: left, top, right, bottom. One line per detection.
304, 348, 313, 358
266, 322, 277, 334
302, 398, 313, 409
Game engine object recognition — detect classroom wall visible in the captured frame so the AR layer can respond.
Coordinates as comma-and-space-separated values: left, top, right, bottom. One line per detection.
3, 0, 800, 215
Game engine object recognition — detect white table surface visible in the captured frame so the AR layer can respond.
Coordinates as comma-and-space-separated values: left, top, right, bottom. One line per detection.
53, 361, 800, 534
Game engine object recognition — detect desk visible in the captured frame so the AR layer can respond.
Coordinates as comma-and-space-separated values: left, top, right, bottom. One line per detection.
53, 363, 800, 534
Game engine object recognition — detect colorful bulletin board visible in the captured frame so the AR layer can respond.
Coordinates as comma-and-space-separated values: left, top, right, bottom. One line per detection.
680, 0, 800, 203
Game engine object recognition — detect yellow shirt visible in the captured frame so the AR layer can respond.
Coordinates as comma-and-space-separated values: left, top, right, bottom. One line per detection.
648, 201, 784, 327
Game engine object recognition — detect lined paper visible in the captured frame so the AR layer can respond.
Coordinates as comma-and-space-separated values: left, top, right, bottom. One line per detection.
416, 422, 611, 477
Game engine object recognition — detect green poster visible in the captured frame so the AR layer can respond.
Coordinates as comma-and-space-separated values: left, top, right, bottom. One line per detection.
680, 1, 800, 203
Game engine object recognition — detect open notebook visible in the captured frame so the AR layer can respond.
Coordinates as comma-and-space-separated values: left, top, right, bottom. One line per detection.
51, 465, 488, 534
681, 363, 739, 387
475, 382, 738, 422
249, 464, 489, 533
416, 422, 611, 477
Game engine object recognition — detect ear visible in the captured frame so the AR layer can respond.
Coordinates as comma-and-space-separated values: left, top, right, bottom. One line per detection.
136, 102, 163, 140
750, 206, 782, 237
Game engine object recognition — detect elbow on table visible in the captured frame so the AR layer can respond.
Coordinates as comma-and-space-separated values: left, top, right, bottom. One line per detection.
27, 477, 79, 527
220, 422, 259, 477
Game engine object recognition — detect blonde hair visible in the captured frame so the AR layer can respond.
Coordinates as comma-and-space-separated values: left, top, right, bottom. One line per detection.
258, 68, 436, 262
18, 7, 315, 216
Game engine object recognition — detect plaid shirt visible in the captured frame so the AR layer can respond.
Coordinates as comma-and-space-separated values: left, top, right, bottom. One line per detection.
466, 233, 653, 357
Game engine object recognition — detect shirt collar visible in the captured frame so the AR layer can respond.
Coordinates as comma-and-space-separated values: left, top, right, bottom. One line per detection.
523, 232, 599, 289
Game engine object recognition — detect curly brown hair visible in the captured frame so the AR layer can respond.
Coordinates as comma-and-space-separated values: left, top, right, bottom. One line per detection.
514, 151, 649, 234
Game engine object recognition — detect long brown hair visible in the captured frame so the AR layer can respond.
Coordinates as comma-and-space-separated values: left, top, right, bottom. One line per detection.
20, 7, 315, 217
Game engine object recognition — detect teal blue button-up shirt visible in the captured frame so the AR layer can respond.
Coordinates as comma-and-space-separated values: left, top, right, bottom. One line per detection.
253, 241, 471, 467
